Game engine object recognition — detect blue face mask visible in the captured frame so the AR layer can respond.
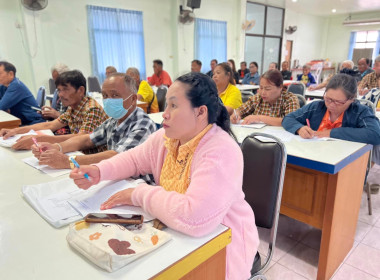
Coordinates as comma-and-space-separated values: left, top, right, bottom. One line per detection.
103, 95, 133, 119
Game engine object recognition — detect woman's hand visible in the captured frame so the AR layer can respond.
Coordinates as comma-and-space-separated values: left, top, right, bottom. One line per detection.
241, 115, 261, 124
314, 129, 331, 138
297, 126, 315, 139
100, 189, 135, 210
70, 165, 100, 189
230, 110, 241, 124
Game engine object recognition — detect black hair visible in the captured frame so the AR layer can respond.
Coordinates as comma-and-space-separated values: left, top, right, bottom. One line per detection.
55, 70, 86, 93
270, 62, 278, 69
216, 62, 236, 85
0, 61, 16, 75
250, 61, 259, 69
241, 61, 247, 66
176, 72, 236, 140
192, 59, 202, 66
153, 59, 163, 67
211, 59, 218, 64
228, 59, 237, 72
325, 73, 357, 100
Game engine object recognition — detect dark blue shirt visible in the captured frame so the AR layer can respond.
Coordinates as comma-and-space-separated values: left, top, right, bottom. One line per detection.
0, 78, 44, 125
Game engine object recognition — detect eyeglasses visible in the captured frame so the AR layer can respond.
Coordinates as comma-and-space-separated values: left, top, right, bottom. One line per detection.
323, 93, 350, 106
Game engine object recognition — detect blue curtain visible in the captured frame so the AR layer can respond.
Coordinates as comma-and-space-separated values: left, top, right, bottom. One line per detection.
194, 18, 227, 73
347, 31, 357, 60
372, 30, 380, 65
87, 5, 146, 84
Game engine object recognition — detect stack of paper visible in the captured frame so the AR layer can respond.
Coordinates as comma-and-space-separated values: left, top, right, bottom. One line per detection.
0, 130, 37, 147
22, 178, 153, 228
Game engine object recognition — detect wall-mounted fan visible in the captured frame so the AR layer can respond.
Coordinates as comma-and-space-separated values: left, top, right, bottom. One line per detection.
285, 26, 297, 34
21, 0, 48, 11
179, 5, 195, 24
242, 19, 256, 31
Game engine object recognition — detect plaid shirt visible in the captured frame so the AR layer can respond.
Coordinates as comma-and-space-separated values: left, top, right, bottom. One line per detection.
238, 90, 299, 119
90, 107, 156, 153
58, 96, 108, 154
359, 72, 380, 89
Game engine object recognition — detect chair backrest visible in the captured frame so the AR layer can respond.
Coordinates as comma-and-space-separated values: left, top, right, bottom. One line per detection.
314, 67, 322, 84
363, 88, 380, 109
287, 82, 305, 96
36, 86, 46, 108
48, 78, 56, 95
358, 99, 376, 114
51, 89, 59, 110
87, 76, 102, 93
156, 86, 168, 112
241, 90, 254, 103
296, 94, 307, 108
241, 132, 287, 277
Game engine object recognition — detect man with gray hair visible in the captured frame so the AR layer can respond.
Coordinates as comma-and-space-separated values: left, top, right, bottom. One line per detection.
30, 73, 156, 171
51, 63, 70, 81
126, 67, 159, 113
359, 55, 380, 96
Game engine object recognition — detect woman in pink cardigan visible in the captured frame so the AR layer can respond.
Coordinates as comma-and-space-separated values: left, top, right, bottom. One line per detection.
70, 72, 259, 280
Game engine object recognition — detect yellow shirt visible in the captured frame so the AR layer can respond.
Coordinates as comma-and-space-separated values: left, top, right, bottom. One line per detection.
219, 83, 242, 109
159, 124, 213, 194
138, 80, 159, 113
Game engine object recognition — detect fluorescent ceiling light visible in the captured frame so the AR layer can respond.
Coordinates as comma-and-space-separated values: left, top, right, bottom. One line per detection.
292, 0, 297, 2
342, 18, 380, 26
332, 9, 336, 13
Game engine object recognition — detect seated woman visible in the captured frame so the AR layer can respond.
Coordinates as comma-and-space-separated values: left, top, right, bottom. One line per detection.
227, 59, 240, 85
231, 69, 299, 126
283, 74, 380, 145
212, 62, 242, 115
70, 72, 259, 280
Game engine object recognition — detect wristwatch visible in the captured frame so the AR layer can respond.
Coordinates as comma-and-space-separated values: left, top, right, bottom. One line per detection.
69, 156, 77, 169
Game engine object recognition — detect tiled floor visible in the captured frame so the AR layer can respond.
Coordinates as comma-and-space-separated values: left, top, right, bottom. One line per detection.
259, 164, 380, 280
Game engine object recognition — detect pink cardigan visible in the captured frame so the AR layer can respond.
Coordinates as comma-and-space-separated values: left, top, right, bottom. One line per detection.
96, 124, 259, 280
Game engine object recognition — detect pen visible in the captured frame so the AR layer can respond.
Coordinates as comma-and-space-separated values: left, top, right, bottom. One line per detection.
233, 109, 238, 121
306, 119, 311, 128
69, 157, 90, 181
32, 137, 42, 153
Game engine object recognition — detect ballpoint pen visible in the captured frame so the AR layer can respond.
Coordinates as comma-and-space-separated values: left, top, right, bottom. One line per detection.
69, 157, 90, 181
32, 137, 42, 153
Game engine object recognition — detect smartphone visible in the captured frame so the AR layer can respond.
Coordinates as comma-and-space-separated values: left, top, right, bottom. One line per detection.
30, 106, 42, 111
84, 213, 144, 225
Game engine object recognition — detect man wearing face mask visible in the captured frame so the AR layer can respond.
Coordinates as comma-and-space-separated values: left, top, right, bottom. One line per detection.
30, 73, 156, 170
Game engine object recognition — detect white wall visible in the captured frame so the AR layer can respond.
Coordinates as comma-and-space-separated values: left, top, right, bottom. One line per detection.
0, 0, 243, 95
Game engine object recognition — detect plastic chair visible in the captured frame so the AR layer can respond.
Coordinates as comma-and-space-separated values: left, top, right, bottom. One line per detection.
296, 95, 307, 108
358, 99, 376, 114
241, 90, 254, 103
287, 82, 306, 97
51, 89, 59, 110
36, 86, 46, 108
87, 76, 102, 93
362, 88, 380, 109
156, 86, 168, 112
48, 78, 56, 95
314, 67, 322, 84
241, 133, 287, 280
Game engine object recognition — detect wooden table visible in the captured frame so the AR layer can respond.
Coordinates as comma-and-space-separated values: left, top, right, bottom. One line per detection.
0, 110, 21, 129
0, 147, 231, 280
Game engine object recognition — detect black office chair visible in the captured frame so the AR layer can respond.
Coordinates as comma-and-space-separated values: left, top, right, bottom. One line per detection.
87, 76, 102, 93
241, 133, 287, 280
287, 82, 306, 96
36, 86, 46, 108
156, 86, 168, 112
296, 94, 307, 108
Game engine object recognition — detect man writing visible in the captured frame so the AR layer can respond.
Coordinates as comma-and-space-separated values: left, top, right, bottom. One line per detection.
0, 70, 108, 151
32, 73, 156, 169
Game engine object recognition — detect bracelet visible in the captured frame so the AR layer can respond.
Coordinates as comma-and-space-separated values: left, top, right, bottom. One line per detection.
56, 143, 62, 152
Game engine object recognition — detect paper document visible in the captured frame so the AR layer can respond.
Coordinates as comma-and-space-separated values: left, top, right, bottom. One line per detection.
294, 136, 336, 142
69, 179, 155, 221
261, 129, 296, 143
232, 121, 266, 129
22, 151, 83, 177
0, 130, 37, 147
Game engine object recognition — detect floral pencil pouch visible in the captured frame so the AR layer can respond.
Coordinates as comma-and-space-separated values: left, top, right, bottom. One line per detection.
67, 220, 172, 272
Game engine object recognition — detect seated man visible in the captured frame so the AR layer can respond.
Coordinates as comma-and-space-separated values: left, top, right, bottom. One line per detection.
148, 59, 172, 87
297, 64, 316, 87
32, 74, 156, 169
268, 62, 278, 70
280, 61, 292, 80
242, 62, 260, 85
358, 58, 374, 80
126, 67, 159, 113
191, 59, 202, 73
0, 61, 44, 125
238, 61, 249, 79
206, 59, 217, 78
0, 70, 108, 151
105, 66, 117, 77
358, 55, 380, 96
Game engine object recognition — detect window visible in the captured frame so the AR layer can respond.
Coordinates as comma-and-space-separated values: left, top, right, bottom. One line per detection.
87, 5, 146, 84
194, 18, 227, 73
355, 31, 378, 49
244, 2, 284, 74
